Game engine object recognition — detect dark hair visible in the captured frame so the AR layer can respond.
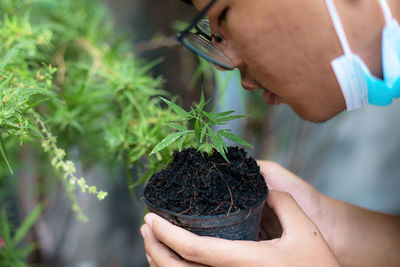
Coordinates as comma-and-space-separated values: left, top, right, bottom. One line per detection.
181, 0, 193, 5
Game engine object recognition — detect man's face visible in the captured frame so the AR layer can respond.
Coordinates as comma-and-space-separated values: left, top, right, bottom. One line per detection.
192, 0, 347, 122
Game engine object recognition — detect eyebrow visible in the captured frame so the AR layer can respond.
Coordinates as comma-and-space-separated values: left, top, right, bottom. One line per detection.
217, 7, 228, 26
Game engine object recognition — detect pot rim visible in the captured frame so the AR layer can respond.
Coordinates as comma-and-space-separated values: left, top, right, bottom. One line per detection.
144, 187, 269, 220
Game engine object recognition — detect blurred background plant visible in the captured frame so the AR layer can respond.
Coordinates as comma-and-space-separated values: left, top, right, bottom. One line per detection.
0, 204, 42, 267
0, 0, 196, 265
2, 0, 400, 266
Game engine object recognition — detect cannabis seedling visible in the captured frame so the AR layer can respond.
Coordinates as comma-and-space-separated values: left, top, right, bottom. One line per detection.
150, 91, 253, 162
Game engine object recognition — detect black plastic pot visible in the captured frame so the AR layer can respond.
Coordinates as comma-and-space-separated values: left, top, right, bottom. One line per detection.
144, 189, 268, 241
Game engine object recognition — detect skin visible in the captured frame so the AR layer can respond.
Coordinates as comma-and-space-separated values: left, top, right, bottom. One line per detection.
141, 0, 400, 266
142, 162, 400, 267
201, 0, 399, 122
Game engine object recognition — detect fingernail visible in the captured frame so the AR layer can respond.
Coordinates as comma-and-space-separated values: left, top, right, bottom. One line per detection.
140, 225, 146, 238
144, 214, 153, 228
146, 253, 152, 263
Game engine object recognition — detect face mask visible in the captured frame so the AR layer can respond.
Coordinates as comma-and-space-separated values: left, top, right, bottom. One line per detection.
325, 0, 400, 110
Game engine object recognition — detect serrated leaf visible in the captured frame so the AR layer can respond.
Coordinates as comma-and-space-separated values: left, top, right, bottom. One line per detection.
207, 126, 225, 149
198, 143, 213, 154
150, 131, 186, 155
165, 122, 187, 132
178, 135, 186, 151
201, 110, 217, 124
194, 119, 200, 145
218, 130, 254, 148
217, 115, 247, 123
199, 89, 205, 109
160, 97, 189, 117
200, 126, 207, 143
215, 110, 235, 117
206, 126, 229, 162
215, 133, 228, 153
206, 125, 218, 146
212, 144, 229, 162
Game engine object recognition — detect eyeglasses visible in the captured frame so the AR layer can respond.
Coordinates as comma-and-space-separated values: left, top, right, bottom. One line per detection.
176, 0, 234, 70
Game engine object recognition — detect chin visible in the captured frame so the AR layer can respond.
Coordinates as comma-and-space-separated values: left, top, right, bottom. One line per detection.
292, 105, 344, 123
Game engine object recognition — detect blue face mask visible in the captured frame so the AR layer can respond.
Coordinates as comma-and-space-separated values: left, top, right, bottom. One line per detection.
325, 0, 400, 110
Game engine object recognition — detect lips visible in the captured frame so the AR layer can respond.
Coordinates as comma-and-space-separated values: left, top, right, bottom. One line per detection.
241, 82, 280, 105
263, 90, 280, 105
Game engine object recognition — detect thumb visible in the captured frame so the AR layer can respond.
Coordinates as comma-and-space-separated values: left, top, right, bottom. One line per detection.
257, 160, 311, 192
266, 190, 315, 236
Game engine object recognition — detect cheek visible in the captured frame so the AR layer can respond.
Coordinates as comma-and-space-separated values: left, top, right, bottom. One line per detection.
228, 18, 287, 91
225, 7, 346, 121
227, 6, 337, 93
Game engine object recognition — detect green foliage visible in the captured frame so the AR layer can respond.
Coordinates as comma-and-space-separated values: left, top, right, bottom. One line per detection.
0, 0, 184, 220
0, 205, 43, 267
151, 91, 253, 162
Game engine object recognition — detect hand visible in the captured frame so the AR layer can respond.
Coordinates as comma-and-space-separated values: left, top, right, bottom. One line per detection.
256, 161, 334, 247
141, 190, 340, 267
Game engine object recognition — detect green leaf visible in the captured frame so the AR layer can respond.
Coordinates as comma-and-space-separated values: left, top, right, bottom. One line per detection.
13, 204, 43, 246
129, 169, 154, 190
0, 209, 12, 246
129, 147, 146, 162
201, 110, 217, 124
198, 143, 213, 154
200, 126, 207, 144
21, 98, 50, 113
215, 110, 235, 117
0, 136, 13, 175
218, 130, 254, 148
0, 46, 19, 72
198, 89, 206, 110
207, 126, 229, 162
194, 119, 200, 145
178, 135, 186, 151
148, 123, 161, 138
215, 133, 228, 153
150, 131, 186, 155
160, 97, 189, 117
212, 144, 229, 162
217, 115, 247, 123
165, 122, 186, 132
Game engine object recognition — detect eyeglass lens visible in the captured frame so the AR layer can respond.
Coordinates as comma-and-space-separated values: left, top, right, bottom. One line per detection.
182, 19, 234, 70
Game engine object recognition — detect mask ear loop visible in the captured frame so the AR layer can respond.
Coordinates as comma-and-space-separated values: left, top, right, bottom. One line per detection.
324, 0, 352, 56
378, 0, 393, 25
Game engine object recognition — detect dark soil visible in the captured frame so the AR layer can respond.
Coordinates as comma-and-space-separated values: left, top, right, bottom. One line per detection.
144, 147, 268, 216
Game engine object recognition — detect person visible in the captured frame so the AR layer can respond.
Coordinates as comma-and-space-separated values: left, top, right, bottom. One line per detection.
140, 0, 400, 266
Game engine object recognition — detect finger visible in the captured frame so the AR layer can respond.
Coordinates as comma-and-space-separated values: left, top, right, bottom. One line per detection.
145, 213, 270, 267
266, 190, 315, 235
142, 224, 187, 267
257, 160, 311, 191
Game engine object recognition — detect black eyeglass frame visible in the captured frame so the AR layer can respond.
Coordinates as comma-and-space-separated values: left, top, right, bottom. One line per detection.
175, 0, 234, 70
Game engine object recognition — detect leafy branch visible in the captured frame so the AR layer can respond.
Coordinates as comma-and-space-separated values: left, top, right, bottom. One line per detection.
33, 112, 107, 222
0, 205, 43, 267
151, 91, 253, 162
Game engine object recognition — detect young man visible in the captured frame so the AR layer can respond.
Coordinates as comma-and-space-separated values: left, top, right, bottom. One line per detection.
141, 0, 400, 266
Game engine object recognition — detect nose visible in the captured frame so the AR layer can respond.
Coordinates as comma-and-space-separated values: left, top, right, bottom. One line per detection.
213, 41, 260, 90
213, 41, 243, 71
224, 42, 243, 69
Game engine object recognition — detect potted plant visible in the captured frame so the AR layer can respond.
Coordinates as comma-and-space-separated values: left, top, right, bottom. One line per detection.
143, 92, 269, 240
